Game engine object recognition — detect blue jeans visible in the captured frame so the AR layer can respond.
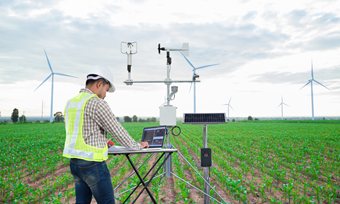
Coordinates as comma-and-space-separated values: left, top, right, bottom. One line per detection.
70, 158, 115, 204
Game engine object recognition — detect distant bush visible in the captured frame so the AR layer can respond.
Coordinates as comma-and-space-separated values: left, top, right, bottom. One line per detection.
18, 115, 27, 123
132, 115, 138, 122
124, 116, 132, 122
138, 118, 147, 122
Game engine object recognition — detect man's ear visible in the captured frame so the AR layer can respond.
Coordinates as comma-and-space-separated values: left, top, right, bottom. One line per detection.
96, 80, 103, 88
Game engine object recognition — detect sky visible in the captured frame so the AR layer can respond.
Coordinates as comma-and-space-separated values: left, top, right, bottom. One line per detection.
0, 0, 339, 120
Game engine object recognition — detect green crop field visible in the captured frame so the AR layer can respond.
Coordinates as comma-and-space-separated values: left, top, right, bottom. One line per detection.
0, 121, 339, 203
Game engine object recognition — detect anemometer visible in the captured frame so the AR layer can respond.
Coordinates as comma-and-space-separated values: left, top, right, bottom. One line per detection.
120, 42, 137, 85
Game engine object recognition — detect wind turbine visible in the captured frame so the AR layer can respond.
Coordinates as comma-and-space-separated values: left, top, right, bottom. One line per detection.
179, 51, 219, 113
300, 60, 330, 120
277, 96, 289, 120
223, 97, 233, 121
34, 50, 78, 123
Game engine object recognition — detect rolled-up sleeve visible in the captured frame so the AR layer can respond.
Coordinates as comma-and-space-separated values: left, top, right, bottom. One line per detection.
94, 100, 141, 149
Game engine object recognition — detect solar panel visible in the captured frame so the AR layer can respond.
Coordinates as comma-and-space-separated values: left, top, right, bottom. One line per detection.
183, 113, 227, 124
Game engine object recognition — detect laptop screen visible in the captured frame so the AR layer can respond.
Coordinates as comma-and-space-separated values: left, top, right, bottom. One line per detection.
141, 126, 166, 148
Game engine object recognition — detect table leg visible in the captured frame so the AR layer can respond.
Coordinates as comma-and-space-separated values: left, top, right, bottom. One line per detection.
123, 154, 159, 203
132, 152, 173, 203
123, 152, 172, 204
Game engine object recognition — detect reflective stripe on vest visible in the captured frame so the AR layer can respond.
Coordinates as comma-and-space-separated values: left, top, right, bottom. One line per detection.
63, 93, 108, 161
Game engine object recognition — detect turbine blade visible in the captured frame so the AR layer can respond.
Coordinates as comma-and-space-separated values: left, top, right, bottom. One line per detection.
44, 50, 53, 73
195, 63, 220, 70
34, 74, 52, 92
179, 51, 195, 69
229, 97, 232, 104
300, 80, 311, 90
229, 105, 234, 110
189, 82, 193, 93
277, 103, 282, 108
283, 103, 289, 107
54, 73, 78, 78
311, 59, 314, 79
313, 79, 331, 91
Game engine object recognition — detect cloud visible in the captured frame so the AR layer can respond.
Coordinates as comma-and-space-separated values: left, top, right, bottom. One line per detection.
0, 0, 339, 89
281, 9, 340, 52
307, 34, 340, 50
126, 0, 149, 4
312, 12, 340, 25
287, 10, 307, 27
243, 11, 257, 20
251, 66, 340, 86
0, 8, 293, 85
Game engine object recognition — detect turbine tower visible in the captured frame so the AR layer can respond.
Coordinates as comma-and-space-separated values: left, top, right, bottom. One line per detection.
223, 97, 233, 121
300, 60, 330, 120
34, 50, 78, 123
277, 96, 288, 120
179, 51, 219, 113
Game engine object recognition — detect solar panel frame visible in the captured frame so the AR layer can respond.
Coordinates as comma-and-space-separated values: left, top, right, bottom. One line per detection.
183, 113, 227, 124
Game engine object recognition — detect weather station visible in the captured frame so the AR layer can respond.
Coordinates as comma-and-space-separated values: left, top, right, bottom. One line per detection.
121, 41, 198, 176
118, 42, 227, 204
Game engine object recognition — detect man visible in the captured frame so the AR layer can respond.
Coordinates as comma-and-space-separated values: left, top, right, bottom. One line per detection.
63, 65, 149, 204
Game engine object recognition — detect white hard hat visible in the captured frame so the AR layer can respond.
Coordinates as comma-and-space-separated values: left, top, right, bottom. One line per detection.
87, 65, 115, 93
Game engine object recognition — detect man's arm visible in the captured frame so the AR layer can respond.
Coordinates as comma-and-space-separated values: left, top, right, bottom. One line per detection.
95, 100, 144, 149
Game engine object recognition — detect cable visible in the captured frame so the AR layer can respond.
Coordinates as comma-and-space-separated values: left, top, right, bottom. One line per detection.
170, 126, 181, 136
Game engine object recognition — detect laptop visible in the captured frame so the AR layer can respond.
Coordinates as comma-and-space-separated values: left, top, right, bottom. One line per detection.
141, 126, 166, 149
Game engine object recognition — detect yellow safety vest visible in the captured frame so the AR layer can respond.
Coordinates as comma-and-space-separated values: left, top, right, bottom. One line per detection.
62, 92, 108, 162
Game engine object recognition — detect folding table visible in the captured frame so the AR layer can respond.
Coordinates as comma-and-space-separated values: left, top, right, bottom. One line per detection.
108, 147, 177, 204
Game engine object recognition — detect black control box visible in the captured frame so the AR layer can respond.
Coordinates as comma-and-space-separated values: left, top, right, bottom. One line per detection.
201, 148, 212, 167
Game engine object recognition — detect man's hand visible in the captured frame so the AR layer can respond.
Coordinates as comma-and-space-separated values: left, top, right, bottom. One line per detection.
139, 142, 149, 149
107, 139, 115, 148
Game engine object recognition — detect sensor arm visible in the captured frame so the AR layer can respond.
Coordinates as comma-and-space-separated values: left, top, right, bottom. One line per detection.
123, 80, 200, 85
123, 42, 192, 86
121, 42, 137, 83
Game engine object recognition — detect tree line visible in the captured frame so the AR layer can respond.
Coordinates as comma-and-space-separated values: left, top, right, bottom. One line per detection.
7, 108, 64, 123
118, 115, 157, 123
9, 108, 156, 123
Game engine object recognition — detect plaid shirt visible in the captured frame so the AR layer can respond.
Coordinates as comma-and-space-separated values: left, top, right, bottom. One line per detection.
77, 88, 141, 149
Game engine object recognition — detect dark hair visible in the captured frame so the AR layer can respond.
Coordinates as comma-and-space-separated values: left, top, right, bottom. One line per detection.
86, 75, 109, 86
